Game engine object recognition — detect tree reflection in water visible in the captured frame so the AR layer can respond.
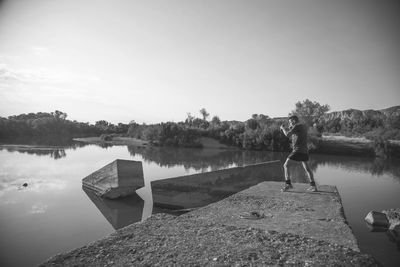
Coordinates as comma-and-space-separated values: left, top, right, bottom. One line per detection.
127, 145, 400, 183
311, 154, 400, 182
0, 146, 69, 159
127, 145, 286, 171
0, 136, 87, 159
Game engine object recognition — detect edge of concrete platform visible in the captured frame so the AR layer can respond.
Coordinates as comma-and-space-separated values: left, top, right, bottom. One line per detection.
183, 181, 360, 251
39, 182, 378, 266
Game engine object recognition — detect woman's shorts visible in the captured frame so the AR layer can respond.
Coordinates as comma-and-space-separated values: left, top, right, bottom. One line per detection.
288, 151, 309, 162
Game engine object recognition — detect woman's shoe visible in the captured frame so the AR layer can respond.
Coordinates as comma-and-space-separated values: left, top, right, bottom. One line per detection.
281, 183, 293, 192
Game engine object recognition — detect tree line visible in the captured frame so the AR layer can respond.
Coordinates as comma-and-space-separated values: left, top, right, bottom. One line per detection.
1, 100, 399, 155
122, 99, 400, 157
0, 110, 130, 139
126, 100, 329, 151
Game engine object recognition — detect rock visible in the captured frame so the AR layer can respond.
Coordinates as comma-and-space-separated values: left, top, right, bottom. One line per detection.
239, 211, 265, 220
383, 208, 400, 224
364, 211, 389, 228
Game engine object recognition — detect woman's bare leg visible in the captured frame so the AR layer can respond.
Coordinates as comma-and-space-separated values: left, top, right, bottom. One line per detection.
283, 158, 292, 182
301, 161, 315, 183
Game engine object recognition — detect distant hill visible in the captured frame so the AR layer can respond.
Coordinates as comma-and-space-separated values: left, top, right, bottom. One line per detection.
321, 106, 400, 121
318, 105, 400, 137
272, 106, 400, 124
380, 105, 400, 116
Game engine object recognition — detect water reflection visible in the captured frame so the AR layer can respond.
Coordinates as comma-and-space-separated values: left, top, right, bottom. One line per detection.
312, 154, 400, 182
28, 202, 49, 214
126, 145, 400, 181
386, 230, 400, 251
0, 136, 75, 146
0, 178, 67, 198
0, 146, 68, 159
83, 187, 144, 230
2, 136, 399, 178
127, 145, 287, 171
0, 139, 87, 159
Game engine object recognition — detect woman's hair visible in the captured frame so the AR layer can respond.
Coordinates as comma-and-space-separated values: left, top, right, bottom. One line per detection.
288, 115, 299, 123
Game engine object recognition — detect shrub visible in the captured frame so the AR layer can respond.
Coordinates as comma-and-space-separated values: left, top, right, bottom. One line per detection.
100, 134, 113, 141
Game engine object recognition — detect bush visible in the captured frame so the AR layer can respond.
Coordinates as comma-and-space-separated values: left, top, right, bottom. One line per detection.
100, 134, 113, 141
365, 128, 400, 141
158, 122, 202, 148
307, 127, 322, 151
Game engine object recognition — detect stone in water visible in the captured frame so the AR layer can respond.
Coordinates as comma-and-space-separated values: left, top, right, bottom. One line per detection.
365, 211, 389, 228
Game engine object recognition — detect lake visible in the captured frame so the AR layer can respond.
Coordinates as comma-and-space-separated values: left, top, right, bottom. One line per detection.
0, 142, 399, 267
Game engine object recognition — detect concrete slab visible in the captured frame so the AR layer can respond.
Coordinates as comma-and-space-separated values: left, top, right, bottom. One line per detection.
188, 181, 359, 251
82, 159, 144, 199
152, 161, 282, 209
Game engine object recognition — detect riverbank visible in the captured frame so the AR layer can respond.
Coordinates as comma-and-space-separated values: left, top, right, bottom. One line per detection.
0, 144, 67, 151
74, 134, 400, 158
316, 135, 375, 157
73, 137, 150, 147
316, 135, 400, 158
73, 136, 236, 149
40, 182, 378, 266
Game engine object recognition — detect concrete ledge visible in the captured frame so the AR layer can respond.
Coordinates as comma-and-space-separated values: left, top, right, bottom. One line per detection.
152, 161, 282, 209
40, 182, 378, 266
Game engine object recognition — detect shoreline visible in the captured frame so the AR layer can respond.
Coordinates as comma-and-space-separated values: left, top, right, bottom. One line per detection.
2, 135, 399, 158
73, 136, 238, 150
73, 135, 400, 158
73, 137, 150, 147
316, 135, 400, 158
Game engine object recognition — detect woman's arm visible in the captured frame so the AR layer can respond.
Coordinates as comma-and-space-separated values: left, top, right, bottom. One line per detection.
280, 125, 289, 137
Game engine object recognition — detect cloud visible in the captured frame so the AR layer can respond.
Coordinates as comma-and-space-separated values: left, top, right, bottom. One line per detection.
28, 202, 48, 214
0, 64, 71, 84
0, 55, 20, 63
31, 46, 49, 56
0, 62, 102, 86
0, 65, 45, 84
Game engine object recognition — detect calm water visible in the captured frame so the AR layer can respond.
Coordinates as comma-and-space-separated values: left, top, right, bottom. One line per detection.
0, 142, 399, 267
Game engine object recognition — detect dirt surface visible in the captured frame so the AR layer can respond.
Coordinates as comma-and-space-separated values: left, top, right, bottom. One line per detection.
40, 182, 379, 266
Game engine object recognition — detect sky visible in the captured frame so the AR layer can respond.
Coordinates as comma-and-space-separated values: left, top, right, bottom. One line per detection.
0, 0, 399, 124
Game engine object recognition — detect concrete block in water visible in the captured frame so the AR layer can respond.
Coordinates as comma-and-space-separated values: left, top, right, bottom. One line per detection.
82, 159, 144, 199
365, 211, 389, 228
151, 161, 282, 210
